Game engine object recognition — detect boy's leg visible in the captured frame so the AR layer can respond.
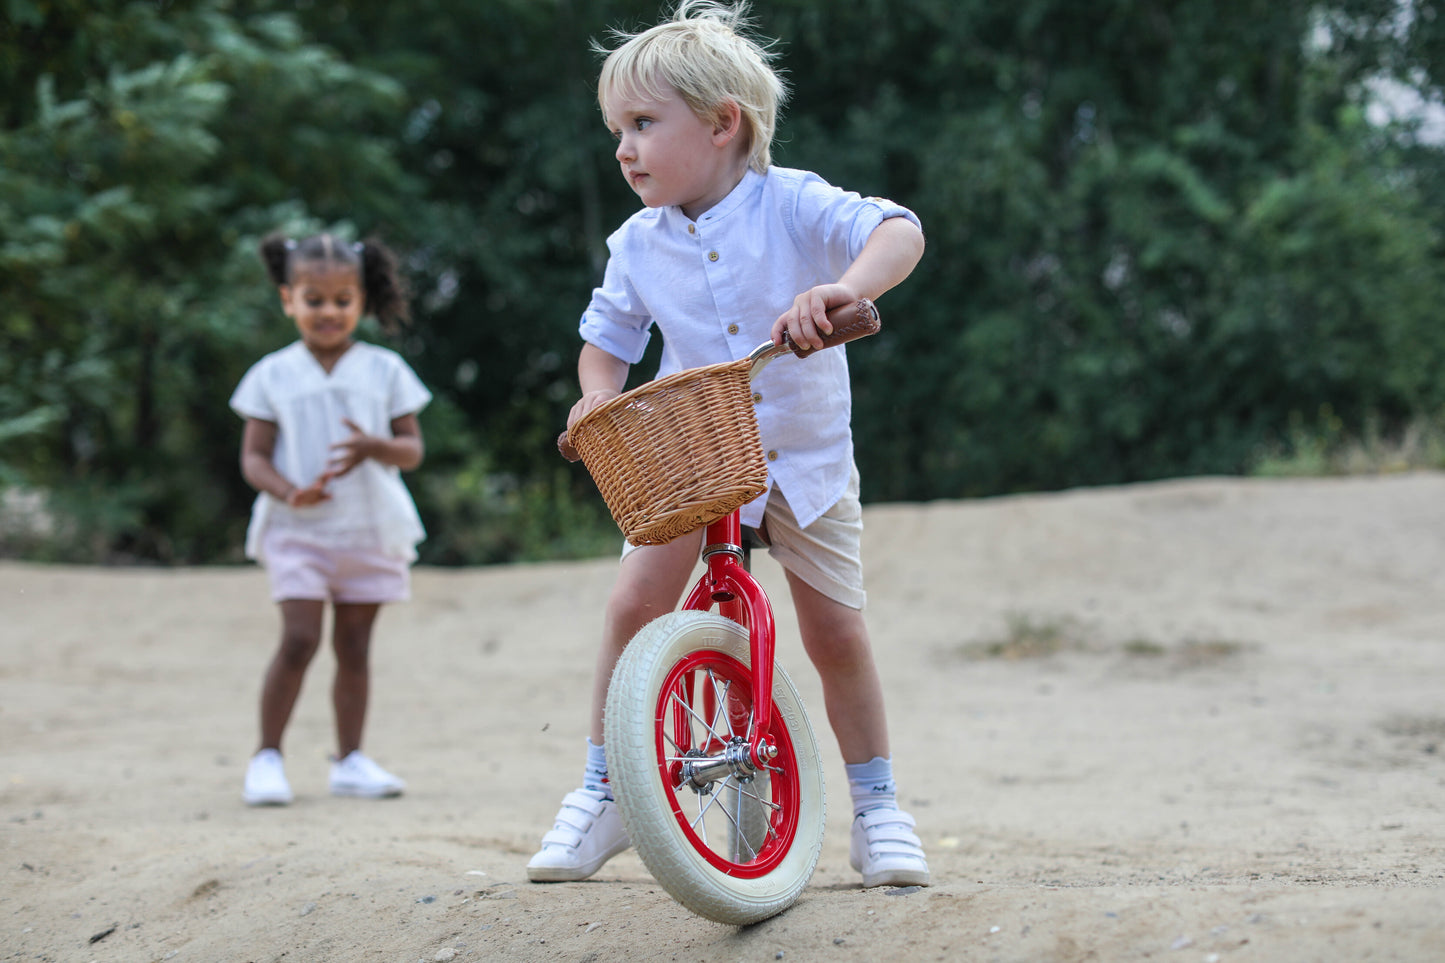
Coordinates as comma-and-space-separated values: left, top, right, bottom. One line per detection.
528, 532, 702, 883
788, 576, 930, 887
785, 572, 889, 763
587, 533, 703, 742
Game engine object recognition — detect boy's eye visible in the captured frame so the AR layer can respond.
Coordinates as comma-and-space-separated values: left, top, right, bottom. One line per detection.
635, 118, 652, 130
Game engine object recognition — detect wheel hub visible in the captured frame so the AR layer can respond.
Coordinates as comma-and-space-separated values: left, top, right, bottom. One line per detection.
682, 737, 771, 792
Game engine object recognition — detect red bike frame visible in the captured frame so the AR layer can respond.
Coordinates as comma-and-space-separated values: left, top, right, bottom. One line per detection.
680, 509, 777, 773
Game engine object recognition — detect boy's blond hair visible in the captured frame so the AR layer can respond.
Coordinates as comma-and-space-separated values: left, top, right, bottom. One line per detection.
596, 0, 787, 173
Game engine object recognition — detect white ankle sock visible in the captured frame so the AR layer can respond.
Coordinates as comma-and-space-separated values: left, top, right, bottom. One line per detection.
583, 739, 611, 799
845, 755, 898, 817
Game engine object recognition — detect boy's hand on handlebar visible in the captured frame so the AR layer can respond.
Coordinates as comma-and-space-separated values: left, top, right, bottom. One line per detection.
568, 388, 622, 429
771, 284, 857, 351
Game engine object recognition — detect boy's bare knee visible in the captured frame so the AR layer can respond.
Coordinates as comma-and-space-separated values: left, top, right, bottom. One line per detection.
604, 589, 672, 640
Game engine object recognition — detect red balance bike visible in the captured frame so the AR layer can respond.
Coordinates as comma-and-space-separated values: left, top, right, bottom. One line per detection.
559, 299, 881, 925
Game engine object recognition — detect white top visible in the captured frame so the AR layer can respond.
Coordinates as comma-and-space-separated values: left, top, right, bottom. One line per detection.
230, 340, 432, 561
580, 166, 921, 528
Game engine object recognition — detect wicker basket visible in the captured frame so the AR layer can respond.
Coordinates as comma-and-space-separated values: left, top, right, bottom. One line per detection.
569, 358, 768, 545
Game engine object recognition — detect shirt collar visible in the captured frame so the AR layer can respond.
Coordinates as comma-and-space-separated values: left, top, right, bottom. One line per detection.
669, 167, 765, 229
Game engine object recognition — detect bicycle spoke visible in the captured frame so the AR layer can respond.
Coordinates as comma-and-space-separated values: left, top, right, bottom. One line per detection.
737, 782, 780, 820
689, 779, 726, 837
705, 672, 733, 741
724, 780, 758, 862
667, 684, 722, 739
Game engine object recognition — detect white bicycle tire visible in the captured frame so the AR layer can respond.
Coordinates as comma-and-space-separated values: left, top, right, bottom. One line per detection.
604, 611, 826, 925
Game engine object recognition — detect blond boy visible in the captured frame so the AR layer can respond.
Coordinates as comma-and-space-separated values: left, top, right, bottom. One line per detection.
527, 0, 930, 889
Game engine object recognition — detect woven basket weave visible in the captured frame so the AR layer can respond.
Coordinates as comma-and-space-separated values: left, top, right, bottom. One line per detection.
569, 358, 767, 545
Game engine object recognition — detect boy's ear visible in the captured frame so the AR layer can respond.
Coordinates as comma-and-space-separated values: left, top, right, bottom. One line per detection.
711, 99, 744, 146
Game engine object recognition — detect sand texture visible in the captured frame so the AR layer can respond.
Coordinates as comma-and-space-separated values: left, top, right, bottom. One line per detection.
4, 473, 1445, 961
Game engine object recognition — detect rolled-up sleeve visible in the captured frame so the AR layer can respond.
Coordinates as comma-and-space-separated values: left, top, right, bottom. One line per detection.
786, 172, 923, 279
579, 235, 655, 364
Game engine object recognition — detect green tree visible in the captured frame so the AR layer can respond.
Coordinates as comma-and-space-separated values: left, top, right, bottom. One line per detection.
762, 0, 1445, 498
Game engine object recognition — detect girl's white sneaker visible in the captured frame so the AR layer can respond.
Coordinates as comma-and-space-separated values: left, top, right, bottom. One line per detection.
243, 748, 294, 806
328, 751, 405, 798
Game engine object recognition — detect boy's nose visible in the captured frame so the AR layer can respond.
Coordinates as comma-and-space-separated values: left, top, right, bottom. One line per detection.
615, 137, 634, 162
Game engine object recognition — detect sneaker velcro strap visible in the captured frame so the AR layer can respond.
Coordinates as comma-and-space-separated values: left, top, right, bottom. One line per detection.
542, 790, 611, 845
857, 810, 924, 855
559, 790, 608, 815
541, 827, 587, 848
857, 808, 915, 827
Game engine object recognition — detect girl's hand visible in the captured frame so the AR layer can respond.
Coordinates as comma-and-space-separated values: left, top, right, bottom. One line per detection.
285, 476, 333, 507
327, 418, 377, 478
771, 283, 857, 351
567, 389, 621, 430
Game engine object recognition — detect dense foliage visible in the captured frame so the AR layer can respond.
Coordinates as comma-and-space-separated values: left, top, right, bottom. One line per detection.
3, 0, 1444, 564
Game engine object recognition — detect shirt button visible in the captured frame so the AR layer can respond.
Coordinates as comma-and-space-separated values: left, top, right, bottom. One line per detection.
708, 251, 719, 261
688, 224, 696, 234
752, 392, 762, 404
727, 323, 739, 335
767, 450, 778, 461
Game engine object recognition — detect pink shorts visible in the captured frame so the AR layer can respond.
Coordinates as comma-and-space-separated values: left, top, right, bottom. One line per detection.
260, 530, 411, 604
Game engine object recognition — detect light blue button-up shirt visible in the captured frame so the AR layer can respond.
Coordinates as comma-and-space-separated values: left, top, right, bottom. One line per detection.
580, 166, 921, 529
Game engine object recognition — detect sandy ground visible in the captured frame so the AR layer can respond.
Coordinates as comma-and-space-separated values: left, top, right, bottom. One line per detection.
4, 472, 1445, 962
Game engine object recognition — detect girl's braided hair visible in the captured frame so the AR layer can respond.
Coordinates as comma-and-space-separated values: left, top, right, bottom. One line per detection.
258, 231, 412, 333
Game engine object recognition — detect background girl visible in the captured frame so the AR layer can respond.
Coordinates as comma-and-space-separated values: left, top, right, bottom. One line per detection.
231, 231, 430, 805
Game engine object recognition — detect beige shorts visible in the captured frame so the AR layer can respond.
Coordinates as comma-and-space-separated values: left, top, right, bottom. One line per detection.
622, 464, 866, 610
261, 530, 411, 604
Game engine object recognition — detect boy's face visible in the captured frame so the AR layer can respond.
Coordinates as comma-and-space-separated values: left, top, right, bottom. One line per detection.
603, 81, 743, 221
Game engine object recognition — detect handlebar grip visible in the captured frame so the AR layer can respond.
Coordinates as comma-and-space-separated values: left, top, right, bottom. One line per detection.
781, 298, 881, 359
557, 431, 581, 463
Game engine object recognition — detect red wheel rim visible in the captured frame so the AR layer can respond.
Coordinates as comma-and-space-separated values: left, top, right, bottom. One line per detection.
654, 650, 800, 877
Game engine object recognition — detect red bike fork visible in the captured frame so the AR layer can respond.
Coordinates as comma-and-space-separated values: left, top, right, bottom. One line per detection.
681, 512, 776, 772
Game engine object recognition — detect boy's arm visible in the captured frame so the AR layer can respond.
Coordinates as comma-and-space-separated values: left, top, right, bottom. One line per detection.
771, 216, 926, 349
568, 341, 632, 429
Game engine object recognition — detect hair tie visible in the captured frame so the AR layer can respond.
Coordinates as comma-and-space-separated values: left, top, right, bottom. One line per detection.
283, 238, 297, 251
352, 242, 364, 254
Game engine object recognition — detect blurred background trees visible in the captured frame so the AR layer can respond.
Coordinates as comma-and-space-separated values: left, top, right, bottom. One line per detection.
3, 0, 1444, 564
